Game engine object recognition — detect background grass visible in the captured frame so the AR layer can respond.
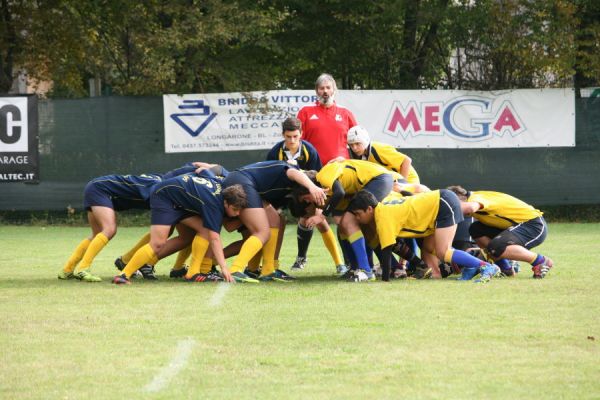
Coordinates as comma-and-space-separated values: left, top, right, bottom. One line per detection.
1, 223, 599, 399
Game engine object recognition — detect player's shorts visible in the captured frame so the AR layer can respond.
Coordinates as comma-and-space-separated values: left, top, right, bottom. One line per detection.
469, 216, 547, 250
223, 171, 263, 209
83, 181, 147, 211
149, 190, 195, 226
331, 174, 394, 216
435, 189, 465, 228
362, 174, 394, 201
331, 196, 352, 216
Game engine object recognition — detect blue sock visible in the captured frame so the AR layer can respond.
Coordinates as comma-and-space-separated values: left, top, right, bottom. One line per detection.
451, 249, 486, 270
531, 254, 544, 266
340, 240, 357, 270
349, 236, 372, 273
496, 258, 511, 271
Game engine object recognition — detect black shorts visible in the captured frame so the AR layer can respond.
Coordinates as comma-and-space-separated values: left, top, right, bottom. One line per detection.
435, 189, 464, 228
469, 216, 547, 250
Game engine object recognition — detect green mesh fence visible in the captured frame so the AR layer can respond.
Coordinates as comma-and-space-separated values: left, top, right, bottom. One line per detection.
2, 96, 600, 211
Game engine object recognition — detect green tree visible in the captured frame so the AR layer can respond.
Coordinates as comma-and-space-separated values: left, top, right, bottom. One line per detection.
442, 0, 578, 90
0, 0, 26, 92
573, 0, 600, 97
3, 0, 599, 96
7, 0, 286, 96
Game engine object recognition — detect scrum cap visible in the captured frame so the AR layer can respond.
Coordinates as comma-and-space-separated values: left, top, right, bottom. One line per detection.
347, 125, 371, 147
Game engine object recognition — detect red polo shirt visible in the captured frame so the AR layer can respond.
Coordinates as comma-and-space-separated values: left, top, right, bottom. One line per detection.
297, 101, 357, 165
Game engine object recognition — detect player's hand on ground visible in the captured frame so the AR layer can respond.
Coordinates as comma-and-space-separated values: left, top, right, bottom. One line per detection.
221, 267, 235, 283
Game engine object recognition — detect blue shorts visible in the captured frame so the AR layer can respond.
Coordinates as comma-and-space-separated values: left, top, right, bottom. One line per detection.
435, 189, 464, 228
149, 191, 194, 226
83, 181, 147, 211
469, 216, 547, 250
223, 171, 263, 209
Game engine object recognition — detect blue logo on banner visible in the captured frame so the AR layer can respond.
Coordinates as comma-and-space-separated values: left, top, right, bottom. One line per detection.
170, 100, 217, 137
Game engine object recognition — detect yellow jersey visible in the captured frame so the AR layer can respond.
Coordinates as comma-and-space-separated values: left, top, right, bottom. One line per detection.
468, 191, 543, 229
316, 159, 394, 196
375, 190, 441, 248
357, 142, 420, 184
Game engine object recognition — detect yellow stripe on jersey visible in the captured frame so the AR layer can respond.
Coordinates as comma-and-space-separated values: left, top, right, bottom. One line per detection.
369, 142, 420, 184
316, 159, 392, 195
375, 190, 441, 248
468, 191, 543, 229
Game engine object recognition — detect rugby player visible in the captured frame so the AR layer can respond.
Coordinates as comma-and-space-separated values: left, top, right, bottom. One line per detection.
58, 163, 201, 282
293, 159, 397, 281
447, 186, 553, 278
347, 190, 501, 282
112, 168, 247, 285
222, 160, 326, 282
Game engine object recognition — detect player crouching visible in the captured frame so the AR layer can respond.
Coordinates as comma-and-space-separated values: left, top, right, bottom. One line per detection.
112, 171, 247, 285
347, 190, 501, 283
447, 186, 553, 279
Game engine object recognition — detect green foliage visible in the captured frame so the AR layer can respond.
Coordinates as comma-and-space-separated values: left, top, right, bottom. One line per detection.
2, 0, 600, 95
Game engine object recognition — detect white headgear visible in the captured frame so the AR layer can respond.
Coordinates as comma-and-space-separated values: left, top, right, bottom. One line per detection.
347, 126, 371, 147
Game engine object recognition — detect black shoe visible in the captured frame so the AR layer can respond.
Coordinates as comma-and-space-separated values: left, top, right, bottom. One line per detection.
170, 266, 188, 278
206, 270, 224, 282
185, 273, 208, 282
114, 257, 126, 271
339, 268, 355, 280
409, 264, 432, 279
244, 267, 260, 279
439, 262, 452, 278
139, 264, 158, 280
112, 274, 130, 285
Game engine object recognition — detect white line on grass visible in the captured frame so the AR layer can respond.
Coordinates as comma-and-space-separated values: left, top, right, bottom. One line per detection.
143, 338, 196, 393
209, 282, 231, 307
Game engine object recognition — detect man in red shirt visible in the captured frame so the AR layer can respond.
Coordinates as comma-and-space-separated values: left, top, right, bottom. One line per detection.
297, 73, 357, 165
293, 73, 357, 275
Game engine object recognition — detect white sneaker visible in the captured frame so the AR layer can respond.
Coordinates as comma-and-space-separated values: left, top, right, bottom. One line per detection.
348, 270, 372, 282
291, 257, 307, 270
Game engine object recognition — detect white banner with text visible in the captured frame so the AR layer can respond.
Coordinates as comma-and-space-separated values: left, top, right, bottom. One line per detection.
163, 89, 575, 152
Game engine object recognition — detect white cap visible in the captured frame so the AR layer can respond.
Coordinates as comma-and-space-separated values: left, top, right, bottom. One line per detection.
347, 126, 371, 147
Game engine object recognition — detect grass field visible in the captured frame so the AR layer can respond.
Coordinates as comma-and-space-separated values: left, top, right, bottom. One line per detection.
1, 223, 599, 399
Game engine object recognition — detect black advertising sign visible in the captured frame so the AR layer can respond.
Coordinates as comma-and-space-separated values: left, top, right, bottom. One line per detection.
0, 95, 39, 182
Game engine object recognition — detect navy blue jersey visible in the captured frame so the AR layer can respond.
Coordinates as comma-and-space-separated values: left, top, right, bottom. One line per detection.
83, 164, 207, 211
162, 163, 230, 180
151, 172, 226, 232
86, 173, 163, 207
266, 140, 322, 171
235, 161, 298, 206
161, 163, 199, 180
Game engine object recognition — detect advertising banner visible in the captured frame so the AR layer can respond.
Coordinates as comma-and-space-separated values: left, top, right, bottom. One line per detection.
164, 89, 574, 152
0, 95, 38, 182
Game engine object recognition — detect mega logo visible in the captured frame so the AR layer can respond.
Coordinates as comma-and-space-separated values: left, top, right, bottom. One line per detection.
170, 99, 217, 137
383, 96, 525, 141
0, 97, 28, 152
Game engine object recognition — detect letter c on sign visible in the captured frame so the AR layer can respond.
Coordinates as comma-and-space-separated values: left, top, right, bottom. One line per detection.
0, 105, 22, 144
